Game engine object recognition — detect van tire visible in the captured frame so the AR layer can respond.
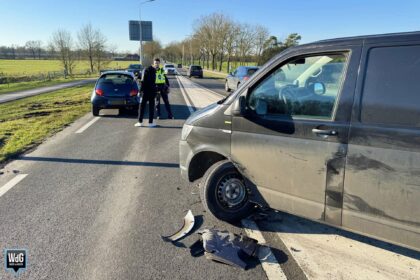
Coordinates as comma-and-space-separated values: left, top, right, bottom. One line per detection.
92, 106, 100, 116
200, 160, 254, 222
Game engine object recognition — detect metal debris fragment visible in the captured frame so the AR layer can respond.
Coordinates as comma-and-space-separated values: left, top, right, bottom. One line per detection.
162, 210, 195, 242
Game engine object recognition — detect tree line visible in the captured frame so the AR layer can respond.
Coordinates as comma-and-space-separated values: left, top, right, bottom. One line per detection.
153, 13, 302, 72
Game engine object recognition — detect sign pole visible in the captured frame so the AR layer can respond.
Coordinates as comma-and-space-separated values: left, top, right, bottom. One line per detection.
139, 7, 142, 64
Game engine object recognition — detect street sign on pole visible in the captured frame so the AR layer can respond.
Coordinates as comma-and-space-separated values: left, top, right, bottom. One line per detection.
129, 21, 153, 41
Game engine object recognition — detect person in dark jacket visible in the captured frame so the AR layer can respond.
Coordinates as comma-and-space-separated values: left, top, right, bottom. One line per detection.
135, 59, 159, 127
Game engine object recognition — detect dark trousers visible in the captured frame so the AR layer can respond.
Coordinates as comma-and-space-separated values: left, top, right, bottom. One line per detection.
156, 85, 173, 118
138, 94, 156, 123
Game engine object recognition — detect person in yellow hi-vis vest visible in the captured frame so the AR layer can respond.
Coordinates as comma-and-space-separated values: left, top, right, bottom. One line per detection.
155, 61, 174, 119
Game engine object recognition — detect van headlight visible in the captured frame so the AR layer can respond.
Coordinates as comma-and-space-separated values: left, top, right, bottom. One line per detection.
181, 124, 194, 141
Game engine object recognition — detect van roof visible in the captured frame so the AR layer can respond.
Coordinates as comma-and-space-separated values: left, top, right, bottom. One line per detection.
308, 31, 420, 46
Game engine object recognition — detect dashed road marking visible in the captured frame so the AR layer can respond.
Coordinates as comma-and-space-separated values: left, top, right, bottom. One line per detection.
242, 219, 288, 280
0, 174, 28, 198
75, 117, 100, 134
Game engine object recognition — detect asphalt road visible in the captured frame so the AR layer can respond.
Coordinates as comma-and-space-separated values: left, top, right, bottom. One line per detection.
177, 68, 227, 96
0, 77, 273, 280
0, 79, 95, 104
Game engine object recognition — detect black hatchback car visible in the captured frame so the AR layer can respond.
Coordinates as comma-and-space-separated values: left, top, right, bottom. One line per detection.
91, 71, 139, 116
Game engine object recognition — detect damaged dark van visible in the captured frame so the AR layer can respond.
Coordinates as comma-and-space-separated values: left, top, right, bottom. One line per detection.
179, 31, 420, 252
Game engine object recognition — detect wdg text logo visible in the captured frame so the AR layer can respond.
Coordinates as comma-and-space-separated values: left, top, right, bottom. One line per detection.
4, 249, 27, 275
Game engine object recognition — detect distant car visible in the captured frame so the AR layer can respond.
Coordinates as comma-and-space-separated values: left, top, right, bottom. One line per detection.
91, 71, 139, 116
187, 65, 203, 78
225, 66, 259, 92
177, 63, 182, 68
126, 64, 143, 79
164, 64, 176, 75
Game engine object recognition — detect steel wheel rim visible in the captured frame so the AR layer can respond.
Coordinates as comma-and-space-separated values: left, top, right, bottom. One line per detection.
216, 173, 247, 210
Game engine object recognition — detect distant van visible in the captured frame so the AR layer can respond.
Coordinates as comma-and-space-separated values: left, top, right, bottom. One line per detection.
179, 32, 420, 252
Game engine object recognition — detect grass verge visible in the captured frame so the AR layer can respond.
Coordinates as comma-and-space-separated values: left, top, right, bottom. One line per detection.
0, 78, 92, 95
0, 84, 92, 163
203, 70, 227, 79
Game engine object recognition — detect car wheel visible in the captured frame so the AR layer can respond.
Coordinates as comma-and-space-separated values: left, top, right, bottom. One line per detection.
92, 106, 100, 116
131, 105, 139, 116
200, 160, 254, 222
225, 81, 231, 92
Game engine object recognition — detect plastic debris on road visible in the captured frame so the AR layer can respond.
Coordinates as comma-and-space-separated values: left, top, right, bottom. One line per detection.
162, 210, 195, 242
197, 228, 259, 270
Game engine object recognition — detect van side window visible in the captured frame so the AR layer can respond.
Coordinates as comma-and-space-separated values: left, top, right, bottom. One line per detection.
247, 54, 347, 119
361, 45, 420, 127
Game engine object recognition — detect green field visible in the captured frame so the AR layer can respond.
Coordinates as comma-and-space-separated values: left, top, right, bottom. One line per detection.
0, 59, 138, 76
0, 84, 92, 163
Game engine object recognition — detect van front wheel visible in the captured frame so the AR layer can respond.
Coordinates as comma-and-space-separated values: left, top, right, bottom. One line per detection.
200, 160, 254, 222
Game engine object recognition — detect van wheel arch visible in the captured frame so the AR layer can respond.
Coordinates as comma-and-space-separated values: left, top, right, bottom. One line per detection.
188, 151, 226, 182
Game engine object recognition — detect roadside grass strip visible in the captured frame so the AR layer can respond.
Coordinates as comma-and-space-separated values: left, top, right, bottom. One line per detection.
0, 84, 92, 163
0, 78, 89, 95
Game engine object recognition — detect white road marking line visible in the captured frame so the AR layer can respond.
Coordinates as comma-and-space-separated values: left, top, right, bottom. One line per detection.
176, 76, 195, 113
75, 117, 100, 134
242, 219, 288, 280
0, 174, 28, 198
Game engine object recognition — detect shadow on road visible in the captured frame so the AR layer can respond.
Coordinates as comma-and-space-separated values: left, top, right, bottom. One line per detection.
17, 156, 179, 168
98, 104, 192, 121
243, 209, 420, 261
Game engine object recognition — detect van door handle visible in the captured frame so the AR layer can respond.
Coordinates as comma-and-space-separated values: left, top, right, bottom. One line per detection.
312, 128, 338, 136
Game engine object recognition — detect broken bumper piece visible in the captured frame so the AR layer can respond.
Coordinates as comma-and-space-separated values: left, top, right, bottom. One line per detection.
162, 210, 195, 242
199, 228, 259, 270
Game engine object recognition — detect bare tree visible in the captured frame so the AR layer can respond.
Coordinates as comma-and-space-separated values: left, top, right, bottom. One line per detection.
78, 23, 97, 73
50, 29, 75, 75
254, 25, 269, 65
236, 24, 256, 66
143, 40, 162, 61
93, 30, 108, 72
25, 40, 42, 59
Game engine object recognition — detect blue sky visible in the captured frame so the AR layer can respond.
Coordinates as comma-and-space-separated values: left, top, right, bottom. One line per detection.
1, 0, 420, 52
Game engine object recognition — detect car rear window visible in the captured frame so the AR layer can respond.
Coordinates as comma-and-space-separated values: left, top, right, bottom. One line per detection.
98, 74, 135, 88
129, 64, 142, 69
165, 65, 175, 68
191, 66, 202, 70
246, 68, 258, 76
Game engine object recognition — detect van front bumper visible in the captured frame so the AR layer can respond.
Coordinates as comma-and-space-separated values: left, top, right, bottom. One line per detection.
179, 139, 193, 181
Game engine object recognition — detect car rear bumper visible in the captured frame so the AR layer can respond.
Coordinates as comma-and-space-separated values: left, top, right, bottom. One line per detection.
190, 71, 203, 76
91, 96, 139, 108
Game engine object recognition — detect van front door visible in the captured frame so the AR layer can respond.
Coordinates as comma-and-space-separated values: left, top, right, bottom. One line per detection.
231, 49, 360, 224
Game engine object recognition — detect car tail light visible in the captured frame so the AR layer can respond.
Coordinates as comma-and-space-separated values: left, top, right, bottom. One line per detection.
95, 88, 104, 96
130, 89, 138, 96
243, 76, 250, 81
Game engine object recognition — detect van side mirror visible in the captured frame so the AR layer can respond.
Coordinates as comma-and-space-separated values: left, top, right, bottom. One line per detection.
232, 95, 247, 116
